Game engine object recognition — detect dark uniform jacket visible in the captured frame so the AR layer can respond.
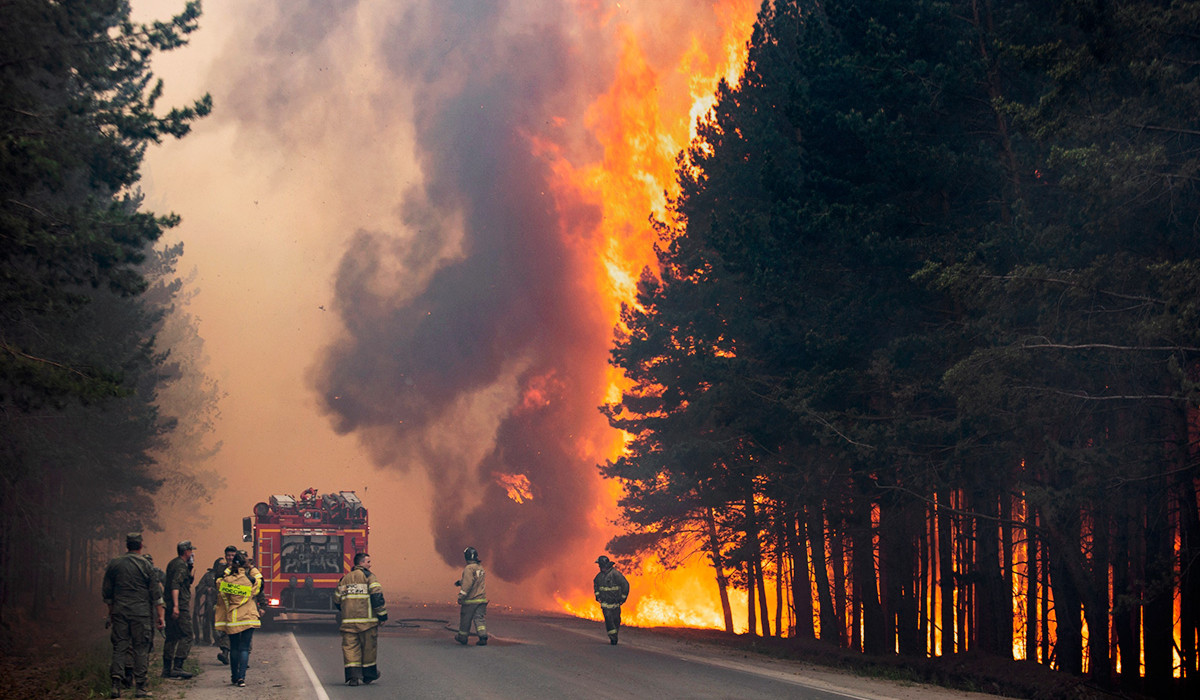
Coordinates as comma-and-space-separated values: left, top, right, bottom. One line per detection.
103, 553, 164, 618
165, 556, 195, 612
593, 567, 630, 608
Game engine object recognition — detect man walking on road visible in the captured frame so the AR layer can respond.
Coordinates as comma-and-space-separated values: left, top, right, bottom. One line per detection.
593, 555, 630, 645
455, 546, 488, 646
162, 540, 196, 679
334, 552, 388, 686
103, 532, 165, 698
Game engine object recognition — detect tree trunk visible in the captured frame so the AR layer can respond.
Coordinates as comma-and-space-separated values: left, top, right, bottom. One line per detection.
831, 518, 848, 647
938, 488, 955, 654
809, 505, 840, 644
705, 506, 736, 633
1142, 475, 1174, 694
1048, 512, 1083, 674
790, 510, 815, 640
972, 489, 1006, 657
851, 497, 887, 654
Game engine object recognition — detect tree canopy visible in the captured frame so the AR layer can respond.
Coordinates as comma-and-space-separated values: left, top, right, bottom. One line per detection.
604, 0, 1200, 692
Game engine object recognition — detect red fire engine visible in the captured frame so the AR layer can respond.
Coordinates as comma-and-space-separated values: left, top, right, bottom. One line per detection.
241, 487, 368, 622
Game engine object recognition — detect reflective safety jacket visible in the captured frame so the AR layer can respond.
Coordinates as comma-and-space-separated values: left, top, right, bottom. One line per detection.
458, 562, 487, 605
593, 566, 630, 609
334, 566, 387, 632
215, 567, 262, 635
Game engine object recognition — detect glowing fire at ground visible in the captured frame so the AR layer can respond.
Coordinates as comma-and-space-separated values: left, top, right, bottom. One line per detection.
557, 554, 751, 632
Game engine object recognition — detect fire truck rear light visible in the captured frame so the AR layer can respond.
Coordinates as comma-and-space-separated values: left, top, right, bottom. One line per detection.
269, 598, 281, 607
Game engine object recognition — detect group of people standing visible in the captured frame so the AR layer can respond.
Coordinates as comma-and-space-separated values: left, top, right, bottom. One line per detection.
102, 535, 263, 697
106, 535, 629, 695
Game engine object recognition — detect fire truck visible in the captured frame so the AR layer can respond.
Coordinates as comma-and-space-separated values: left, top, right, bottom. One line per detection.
241, 488, 368, 622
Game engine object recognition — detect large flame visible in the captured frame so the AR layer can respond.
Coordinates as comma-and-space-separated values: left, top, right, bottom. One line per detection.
545, 0, 761, 629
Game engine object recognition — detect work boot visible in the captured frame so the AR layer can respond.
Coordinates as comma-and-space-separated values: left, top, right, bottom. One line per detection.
610, 635, 618, 645
217, 650, 229, 665
161, 657, 173, 678
454, 633, 468, 645
347, 678, 360, 687
123, 668, 134, 688
171, 659, 193, 679
134, 686, 153, 698
476, 637, 488, 646
110, 677, 123, 698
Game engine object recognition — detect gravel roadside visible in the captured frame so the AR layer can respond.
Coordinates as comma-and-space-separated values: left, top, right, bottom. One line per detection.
173, 632, 314, 700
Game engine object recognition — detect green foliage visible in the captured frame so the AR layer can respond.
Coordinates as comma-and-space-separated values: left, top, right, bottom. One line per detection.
0, 1, 216, 619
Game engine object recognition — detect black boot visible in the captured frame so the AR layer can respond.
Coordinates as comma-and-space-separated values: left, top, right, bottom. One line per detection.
171, 659, 193, 679
217, 650, 229, 665
161, 656, 173, 678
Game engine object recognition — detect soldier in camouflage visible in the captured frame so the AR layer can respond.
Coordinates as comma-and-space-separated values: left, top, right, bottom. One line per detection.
103, 533, 164, 699
162, 540, 197, 679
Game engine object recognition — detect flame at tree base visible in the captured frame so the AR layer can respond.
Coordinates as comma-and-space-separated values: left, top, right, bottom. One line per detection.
557, 554, 750, 633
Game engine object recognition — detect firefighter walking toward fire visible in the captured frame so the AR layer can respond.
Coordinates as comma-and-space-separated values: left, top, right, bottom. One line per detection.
215, 551, 261, 687
593, 555, 630, 644
455, 546, 488, 646
333, 552, 388, 686
162, 540, 196, 679
102, 532, 165, 698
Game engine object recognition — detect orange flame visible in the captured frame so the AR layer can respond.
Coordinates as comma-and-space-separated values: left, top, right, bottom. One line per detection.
540, 0, 760, 630
495, 473, 534, 504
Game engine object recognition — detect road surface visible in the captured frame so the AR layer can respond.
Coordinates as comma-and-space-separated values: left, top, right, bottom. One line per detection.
180, 604, 1000, 700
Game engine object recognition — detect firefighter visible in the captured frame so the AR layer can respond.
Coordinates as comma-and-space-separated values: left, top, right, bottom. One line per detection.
333, 552, 388, 686
593, 555, 630, 645
454, 546, 488, 646
214, 545, 237, 664
102, 532, 165, 699
162, 540, 196, 679
214, 551, 262, 687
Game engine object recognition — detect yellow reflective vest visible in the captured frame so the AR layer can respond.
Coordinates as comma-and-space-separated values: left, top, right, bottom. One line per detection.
334, 566, 386, 632
215, 566, 262, 635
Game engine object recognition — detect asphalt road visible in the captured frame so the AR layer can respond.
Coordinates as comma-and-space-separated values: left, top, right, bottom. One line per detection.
283, 604, 899, 700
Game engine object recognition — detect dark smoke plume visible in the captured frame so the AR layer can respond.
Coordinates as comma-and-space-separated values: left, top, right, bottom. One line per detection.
311, 1, 618, 583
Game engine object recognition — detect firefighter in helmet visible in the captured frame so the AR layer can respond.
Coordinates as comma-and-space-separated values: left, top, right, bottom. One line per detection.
333, 552, 388, 686
454, 546, 488, 646
593, 555, 630, 644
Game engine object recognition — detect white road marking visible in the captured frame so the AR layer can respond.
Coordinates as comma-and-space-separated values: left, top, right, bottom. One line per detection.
289, 631, 331, 700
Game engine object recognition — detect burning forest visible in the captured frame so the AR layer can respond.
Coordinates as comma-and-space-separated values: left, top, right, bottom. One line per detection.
307, 0, 1200, 694
2, 0, 1198, 697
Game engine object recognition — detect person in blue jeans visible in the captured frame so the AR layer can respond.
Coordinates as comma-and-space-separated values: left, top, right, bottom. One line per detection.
214, 552, 261, 687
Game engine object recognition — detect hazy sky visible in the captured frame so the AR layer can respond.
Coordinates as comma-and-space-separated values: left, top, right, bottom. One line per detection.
133, 0, 756, 610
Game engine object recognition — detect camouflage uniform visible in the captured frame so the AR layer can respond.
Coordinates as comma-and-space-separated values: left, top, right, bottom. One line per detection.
162, 545, 196, 678
103, 534, 163, 696
192, 563, 219, 645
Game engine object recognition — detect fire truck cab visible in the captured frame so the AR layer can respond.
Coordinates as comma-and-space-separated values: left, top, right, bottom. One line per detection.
241, 488, 368, 622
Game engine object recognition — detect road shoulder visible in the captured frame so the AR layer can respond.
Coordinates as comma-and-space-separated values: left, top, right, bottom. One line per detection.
178, 631, 313, 700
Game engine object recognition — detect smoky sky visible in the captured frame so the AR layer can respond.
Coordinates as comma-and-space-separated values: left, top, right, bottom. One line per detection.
303, 1, 617, 582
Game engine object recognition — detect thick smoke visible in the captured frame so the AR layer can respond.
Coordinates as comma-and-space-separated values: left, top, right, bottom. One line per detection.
201, 0, 743, 590
310, 1, 619, 583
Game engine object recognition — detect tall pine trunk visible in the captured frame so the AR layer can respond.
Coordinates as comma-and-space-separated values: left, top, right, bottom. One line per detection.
705, 506, 735, 633
790, 510, 814, 639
